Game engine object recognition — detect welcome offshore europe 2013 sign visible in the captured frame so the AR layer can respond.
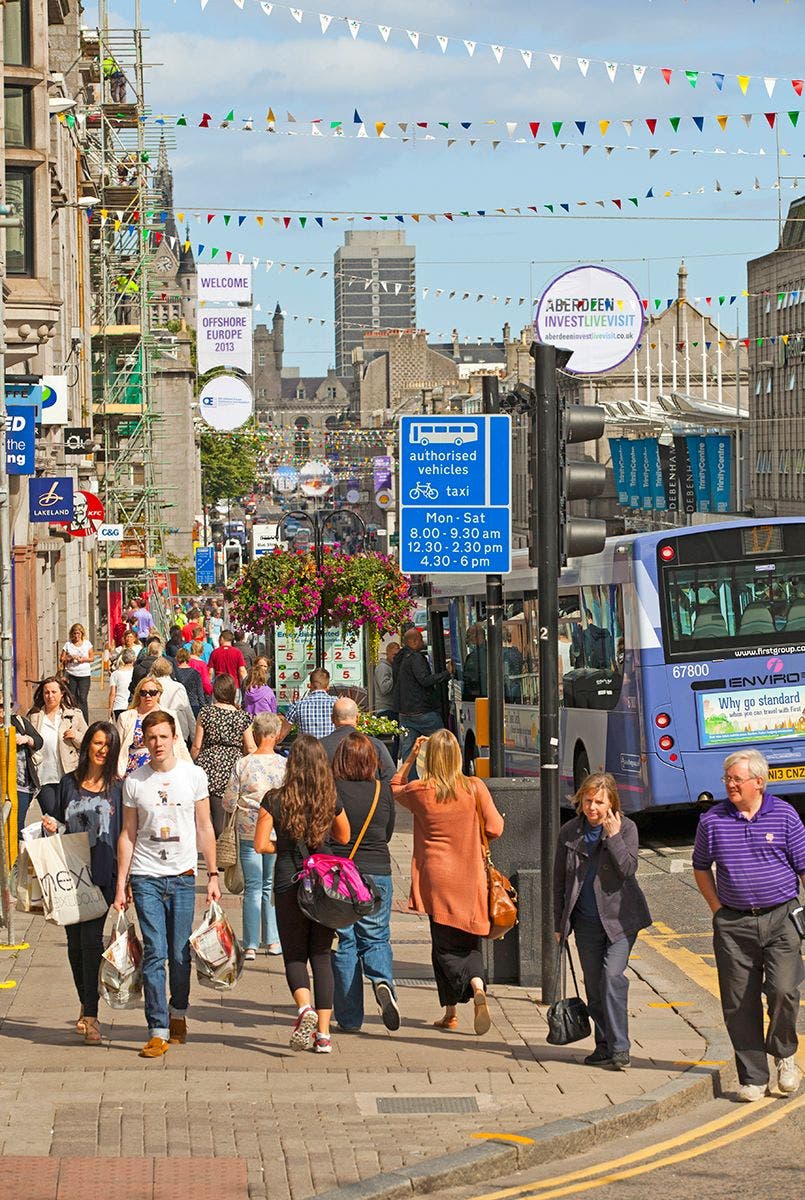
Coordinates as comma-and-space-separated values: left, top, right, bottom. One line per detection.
535, 265, 644, 374
196, 264, 253, 374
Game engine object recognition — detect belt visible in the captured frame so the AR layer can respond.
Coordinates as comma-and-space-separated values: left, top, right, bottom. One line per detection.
180, 869, 195, 877
723, 901, 790, 917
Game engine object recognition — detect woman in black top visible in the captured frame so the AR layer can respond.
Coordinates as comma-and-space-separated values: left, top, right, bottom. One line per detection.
329, 732, 399, 1033
261, 734, 349, 1054
41, 721, 123, 1046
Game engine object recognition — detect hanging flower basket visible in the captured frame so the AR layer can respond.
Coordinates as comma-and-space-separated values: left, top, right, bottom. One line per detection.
229, 548, 321, 635
320, 550, 413, 659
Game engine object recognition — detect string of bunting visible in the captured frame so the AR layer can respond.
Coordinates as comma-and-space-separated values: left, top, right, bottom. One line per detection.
199, 0, 805, 97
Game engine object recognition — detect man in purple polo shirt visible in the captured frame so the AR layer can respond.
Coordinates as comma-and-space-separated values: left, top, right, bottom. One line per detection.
693, 748, 805, 1103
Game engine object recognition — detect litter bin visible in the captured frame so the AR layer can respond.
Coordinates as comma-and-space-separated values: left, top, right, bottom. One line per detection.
480, 777, 542, 987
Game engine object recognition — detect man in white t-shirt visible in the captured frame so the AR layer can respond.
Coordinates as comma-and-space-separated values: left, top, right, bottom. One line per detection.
115, 709, 219, 1058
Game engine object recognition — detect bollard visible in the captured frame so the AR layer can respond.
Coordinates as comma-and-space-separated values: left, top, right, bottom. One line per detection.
480, 777, 542, 986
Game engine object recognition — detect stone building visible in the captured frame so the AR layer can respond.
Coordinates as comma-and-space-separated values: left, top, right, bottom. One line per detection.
2, 0, 96, 705
334, 230, 416, 375
252, 305, 285, 422
148, 138, 196, 329
747, 196, 805, 516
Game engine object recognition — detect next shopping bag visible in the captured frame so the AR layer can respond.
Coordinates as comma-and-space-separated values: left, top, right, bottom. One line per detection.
25, 831, 109, 926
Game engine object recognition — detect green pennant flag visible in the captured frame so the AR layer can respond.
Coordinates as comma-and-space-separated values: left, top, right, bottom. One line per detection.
778, 292, 785, 304
654, 298, 662, 310
552, 121, 563, 137
789, 111, 800, 127
669, 116, 681, 132
439, 121, 449, 129
718, 295, 726, 305
628, 197, 638, 206
545, 203, 554, 213
379, 214, 388, 220
692, 341, 699, 348
756, 337, 763, 346
685, 70, 698, 88
330, 120, 342, 129
224, 110, 234, 122
460, 211, 470, 217
223, 214, 231, 226
299, 217, 307, 228
176, 114, 187, 126
211, 247, 219, 258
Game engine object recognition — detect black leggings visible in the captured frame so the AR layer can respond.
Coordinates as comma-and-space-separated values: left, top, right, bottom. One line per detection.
274, 886, 335, 1008
66, 913, 107, 1019
69, 675, 91, 722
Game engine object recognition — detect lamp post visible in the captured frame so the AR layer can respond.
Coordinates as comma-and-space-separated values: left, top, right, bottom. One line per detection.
277, 506, 366, 668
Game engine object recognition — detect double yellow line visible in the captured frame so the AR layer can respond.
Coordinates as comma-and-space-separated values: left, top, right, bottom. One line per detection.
470, 1091, 803, 1200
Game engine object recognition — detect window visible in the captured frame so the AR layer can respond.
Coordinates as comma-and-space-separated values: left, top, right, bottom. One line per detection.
3, 1, 30, 66
4, 86, 31, 147
257, 353, 266, 367
5, 168, 33, 276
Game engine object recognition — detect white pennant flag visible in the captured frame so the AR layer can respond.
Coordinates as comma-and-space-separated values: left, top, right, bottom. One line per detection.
422, 288, 429, 298
520, 49, 532, 68
378, 25, 390, 42
347, 19, 360, 39
357, 124, 367, 138
633, 64, 646, 84
290, 7, 303, 22
237, 254, 244, 265
200, 0, 210, 10
622, 119, 633, 137
577, 58, 589, 77
491, 45, 505, 63
606, 62, 618, 82
380, 281, 388, 292
742, 113, 753, 127
395, 284, 402, 294
447, 138, 456, 147
437, 35, 448, 54
649, 148, 658, 158
764, 77, 776, 97
232, 0, 244, 8
319, 14, 331, 34
549, 53, 562, 71
407, 30, 420, 49
464, 40, 476, 57
398, 122, 407, 132
435, 289, 443, 297
259, 2, 273, 15
311, 122, 322, 136
506, 122, 517, 137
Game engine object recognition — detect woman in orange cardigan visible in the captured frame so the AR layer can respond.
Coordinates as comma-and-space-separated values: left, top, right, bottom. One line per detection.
392, 729, 504, 1035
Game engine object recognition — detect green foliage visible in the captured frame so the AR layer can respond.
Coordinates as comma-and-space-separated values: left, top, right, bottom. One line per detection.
200, 429, 259, 504
166, 554, 199, 597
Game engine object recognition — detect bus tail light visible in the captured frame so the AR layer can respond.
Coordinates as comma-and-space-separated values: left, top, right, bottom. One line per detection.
659, 544, 675, 562
658, 734, 674, 751
655, 712, 671, 729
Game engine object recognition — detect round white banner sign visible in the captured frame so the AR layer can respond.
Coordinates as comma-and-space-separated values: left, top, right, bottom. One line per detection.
534, 265, 644, 374
199, 375, 254, 431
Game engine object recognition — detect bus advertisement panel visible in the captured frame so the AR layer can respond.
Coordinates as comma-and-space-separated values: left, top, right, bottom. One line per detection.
696, 685, 805, 749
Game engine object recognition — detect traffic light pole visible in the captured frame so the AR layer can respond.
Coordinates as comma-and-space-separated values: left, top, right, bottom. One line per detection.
482, 377, 505, 778
531, 342, 562, 1007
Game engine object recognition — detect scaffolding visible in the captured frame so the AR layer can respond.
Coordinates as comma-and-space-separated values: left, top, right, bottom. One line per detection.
81, 0, 173, 613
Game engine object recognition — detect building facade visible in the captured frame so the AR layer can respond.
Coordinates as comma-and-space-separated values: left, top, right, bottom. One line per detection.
747, 196, 805, 516
334, 230, 415, 375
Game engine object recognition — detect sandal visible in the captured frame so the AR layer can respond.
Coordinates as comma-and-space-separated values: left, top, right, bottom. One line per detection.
433, 1013, 459, 1030
75, 1008, 86, 1035
473, 991, 491, 1036
83, 1017, 103, 1046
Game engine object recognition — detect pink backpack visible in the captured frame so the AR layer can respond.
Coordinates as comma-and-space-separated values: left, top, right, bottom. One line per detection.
295, 782, 382, 929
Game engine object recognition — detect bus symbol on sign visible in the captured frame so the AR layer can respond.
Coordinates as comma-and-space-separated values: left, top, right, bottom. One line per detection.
409, 421, 479, 447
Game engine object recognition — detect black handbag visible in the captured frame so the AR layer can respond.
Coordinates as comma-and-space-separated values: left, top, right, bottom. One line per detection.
546, 943, 592, 1046
295, 783, 382, 930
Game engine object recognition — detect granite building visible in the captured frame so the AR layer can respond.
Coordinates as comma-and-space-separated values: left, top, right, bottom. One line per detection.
334, 230, 415, 374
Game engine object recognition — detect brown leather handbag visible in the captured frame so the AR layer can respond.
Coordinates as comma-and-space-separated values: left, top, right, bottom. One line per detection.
474, 785, 518, 940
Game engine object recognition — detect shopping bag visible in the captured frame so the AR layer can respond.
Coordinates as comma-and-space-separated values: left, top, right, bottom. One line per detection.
15, 822, 47, 912
25, 831, 109, 926
99, 911, 144, 1009
189, 900, 243, 991
215, 805, 239, 869
224, 859, 244, 895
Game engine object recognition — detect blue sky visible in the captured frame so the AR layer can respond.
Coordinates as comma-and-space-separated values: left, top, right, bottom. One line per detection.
107, 0, 805, 368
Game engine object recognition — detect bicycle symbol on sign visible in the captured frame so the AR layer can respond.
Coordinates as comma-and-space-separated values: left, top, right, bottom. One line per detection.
409, 481, 438, 500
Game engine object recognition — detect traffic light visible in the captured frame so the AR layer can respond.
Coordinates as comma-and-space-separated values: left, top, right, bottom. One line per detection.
223, 539, 243, 585
559, 399, 607, 562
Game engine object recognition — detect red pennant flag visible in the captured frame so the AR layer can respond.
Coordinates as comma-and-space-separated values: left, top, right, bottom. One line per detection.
641, 298, 648, 310
528, 121, 540, 137
613, 198, 622, 209
792, 79, 804, 96
154, 231, 162, 245
444, 213, 454, 221
199, 113, 212, 127
207, 213, 214, 224
416, 121, 428, 128
225, 251, 232, 263
283, 217, 291, 228
661, 68, 672, 85
645, 118, 657, 134
765, 112, 776, 128
742, 338, 750, 347
705, 296, 711, 305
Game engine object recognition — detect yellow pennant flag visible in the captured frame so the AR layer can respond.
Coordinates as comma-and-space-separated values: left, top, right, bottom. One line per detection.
267, 107, 276, 123
737, 75, 750, 94
375, 121, 386, 137
411, 213, 420, 222
177, 211, 184, 223
256, 216, 264, 227
599, 119, 610, 136
716, 115, 728, 131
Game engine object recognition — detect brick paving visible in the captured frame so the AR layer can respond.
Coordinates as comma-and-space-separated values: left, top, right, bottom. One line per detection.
0, 803, 708, 1199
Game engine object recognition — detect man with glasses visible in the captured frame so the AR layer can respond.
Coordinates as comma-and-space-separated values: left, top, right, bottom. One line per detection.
692, 749, 805, 1102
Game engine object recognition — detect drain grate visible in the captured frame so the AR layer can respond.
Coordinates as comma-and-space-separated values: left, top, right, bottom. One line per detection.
376, 1096, 479, 1114
395, 977, 436, 988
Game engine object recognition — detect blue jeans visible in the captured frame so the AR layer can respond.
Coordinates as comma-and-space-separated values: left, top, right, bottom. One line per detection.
130, 874, 197, 1039
572, 914, 636, 1055
399, 710, 444, 778
332, 874, 395, 1030
240, 838, 278, 949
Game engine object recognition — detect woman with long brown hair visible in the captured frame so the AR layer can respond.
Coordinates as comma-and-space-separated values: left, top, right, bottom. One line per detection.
392, 729, 504, 1035
259, 734, 349, 1053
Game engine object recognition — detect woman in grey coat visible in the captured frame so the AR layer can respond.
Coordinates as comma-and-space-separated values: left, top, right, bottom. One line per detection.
553, 772, 651, 1071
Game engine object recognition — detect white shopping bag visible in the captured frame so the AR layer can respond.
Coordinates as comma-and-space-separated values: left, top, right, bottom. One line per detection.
25, 831, 109, 926
99, 911, 144, 1009
189, 900, 243, 991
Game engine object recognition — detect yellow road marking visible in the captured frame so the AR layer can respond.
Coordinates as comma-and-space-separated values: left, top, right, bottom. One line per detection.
0, 981, 17, 989
468, 1095, 802, 1200
671, 1060, 727, 1067
647, 1001, 692, 1008
0, 942, 28, 951
473, 1134, 536, 1146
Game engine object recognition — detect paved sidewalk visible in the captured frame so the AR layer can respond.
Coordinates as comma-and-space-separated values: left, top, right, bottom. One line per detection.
0, 809, 714, 1200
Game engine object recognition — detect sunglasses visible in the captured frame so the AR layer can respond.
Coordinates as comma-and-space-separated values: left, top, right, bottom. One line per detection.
139, 689, 160, 698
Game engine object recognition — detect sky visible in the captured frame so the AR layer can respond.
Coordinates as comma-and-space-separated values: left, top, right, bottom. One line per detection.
96, 0, 805, 369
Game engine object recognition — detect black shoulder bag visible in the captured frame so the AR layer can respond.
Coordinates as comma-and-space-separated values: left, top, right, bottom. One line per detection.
546, 942, 592, 1045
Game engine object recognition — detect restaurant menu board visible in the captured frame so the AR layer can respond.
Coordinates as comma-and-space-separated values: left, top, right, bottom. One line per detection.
274, 627, 364, 708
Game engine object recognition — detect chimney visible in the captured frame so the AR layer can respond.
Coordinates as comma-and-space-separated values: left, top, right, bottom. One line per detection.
677, 260, 688, 303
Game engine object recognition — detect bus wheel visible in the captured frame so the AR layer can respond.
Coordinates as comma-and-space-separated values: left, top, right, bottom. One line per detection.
463, 730, 478, 776
573, 746, 590, 792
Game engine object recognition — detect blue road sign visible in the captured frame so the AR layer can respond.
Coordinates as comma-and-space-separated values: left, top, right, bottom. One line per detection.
399, 415, 511, 574
195, 546, 216, 586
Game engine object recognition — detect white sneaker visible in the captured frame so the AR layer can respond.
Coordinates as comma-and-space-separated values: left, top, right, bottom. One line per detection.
737, 1083, 768, 1102
775, 1056, 802, 1095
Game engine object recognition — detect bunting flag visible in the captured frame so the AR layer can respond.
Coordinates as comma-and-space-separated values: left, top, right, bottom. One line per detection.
214, 1, 805, 96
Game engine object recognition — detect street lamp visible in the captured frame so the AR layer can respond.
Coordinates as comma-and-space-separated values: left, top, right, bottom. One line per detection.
277, 506, 366, 668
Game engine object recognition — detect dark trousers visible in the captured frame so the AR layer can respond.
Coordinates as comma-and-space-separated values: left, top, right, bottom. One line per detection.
209, 793, 225, 839
572, 915, 636, 1055
429, 918, 485, 1007
70, 675, 91, 722
37, 782, 61, 821
713, 901, 804, 1086
65, 914, 107, 1019
275, 886, 335, 1008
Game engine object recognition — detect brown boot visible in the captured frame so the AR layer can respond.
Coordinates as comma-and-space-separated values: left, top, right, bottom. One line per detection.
169, 1017, 187, 1044
139, 1036, 169, 1058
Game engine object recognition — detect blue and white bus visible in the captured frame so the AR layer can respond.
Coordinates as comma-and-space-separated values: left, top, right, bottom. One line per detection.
425, 518, 805, 814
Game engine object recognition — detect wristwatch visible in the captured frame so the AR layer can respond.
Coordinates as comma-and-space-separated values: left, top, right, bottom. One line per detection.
208, 871, 219, 878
